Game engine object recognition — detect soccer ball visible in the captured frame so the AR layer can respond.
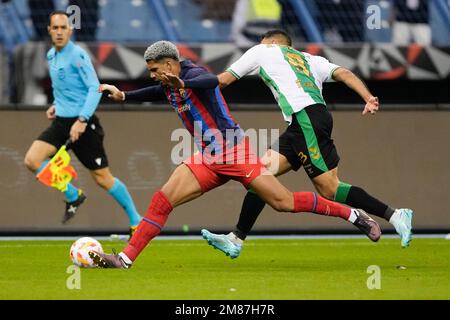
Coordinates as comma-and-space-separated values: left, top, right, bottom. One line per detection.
70, 237, 103, 268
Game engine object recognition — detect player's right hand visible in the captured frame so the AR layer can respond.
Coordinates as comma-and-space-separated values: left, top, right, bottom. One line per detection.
46, 105, 56, 120
99, 84, 125, 101
362, 96, 379, 116
160, 71, 184, 89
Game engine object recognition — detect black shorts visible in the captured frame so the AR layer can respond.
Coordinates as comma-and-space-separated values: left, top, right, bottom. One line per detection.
272, 104, 340, 179
37, 115, 109, 170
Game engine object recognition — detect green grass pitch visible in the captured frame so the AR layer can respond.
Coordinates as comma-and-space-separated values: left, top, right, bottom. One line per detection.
0, 238, 449, 299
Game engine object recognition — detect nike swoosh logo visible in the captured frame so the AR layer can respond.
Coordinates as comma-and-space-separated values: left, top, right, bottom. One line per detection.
245, 169, 255, 178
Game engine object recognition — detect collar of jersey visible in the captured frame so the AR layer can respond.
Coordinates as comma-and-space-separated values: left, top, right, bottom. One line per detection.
55, 40, 75, 55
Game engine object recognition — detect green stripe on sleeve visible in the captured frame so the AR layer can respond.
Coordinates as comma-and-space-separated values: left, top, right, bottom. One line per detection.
226, 69, 241, 79
330, 66, 340, 80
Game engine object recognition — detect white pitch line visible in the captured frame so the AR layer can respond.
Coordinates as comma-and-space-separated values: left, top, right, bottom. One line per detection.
0, 236, 448, 249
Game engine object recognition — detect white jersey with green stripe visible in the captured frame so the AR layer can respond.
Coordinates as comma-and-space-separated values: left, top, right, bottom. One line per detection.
227, 44, 340, 123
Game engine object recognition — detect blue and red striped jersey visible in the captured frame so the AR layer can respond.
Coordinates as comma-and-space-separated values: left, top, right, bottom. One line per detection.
125, 60, 244, 153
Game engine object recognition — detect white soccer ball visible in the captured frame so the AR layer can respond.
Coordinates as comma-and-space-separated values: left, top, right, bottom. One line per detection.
70, 237, 103, 268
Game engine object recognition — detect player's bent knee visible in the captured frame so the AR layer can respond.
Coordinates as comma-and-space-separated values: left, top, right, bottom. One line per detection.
318, 188, 336, 200
314, 182, 338, 200
160, 184, 175, 203
267, 197, 291, 212
93, 175, 113, 190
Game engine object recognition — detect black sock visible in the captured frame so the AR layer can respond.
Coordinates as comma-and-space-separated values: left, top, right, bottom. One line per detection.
233, 191, 266, 240
337, 183, 395, 221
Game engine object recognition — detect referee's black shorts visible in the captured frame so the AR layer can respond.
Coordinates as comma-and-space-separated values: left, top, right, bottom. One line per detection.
272, 104, 340, 179
37, 115, 109, 170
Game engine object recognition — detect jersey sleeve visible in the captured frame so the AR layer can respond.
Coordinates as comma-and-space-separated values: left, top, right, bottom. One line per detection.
183, 67, 219, 89
226, 44, 263, 79
309, 55, 340, 82
125, 85, 166, 101
73, 49, 102, 120
184, 66, 208, 78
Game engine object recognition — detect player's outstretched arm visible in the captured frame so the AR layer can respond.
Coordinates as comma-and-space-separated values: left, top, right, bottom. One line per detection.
332, 67, 379, 115
100, 83, 166, 102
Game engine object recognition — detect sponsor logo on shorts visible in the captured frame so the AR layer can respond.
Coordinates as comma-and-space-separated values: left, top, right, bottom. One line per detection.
309, 147, 321, 160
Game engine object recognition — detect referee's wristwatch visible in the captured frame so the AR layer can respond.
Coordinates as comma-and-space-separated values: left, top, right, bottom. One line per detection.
78, 116, 88, 123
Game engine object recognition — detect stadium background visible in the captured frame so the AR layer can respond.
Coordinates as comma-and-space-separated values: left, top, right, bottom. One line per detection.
0, 0, 449, 235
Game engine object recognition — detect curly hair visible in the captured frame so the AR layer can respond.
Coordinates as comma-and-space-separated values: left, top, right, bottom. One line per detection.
144, 41, 180, 62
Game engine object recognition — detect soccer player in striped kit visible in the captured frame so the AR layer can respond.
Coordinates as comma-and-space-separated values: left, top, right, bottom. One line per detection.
202, 30, 413, 258
23, 12, 142, 235
90, 40, 380, 268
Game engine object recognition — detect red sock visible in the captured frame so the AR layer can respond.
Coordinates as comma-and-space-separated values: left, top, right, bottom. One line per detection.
122, 191, 173, 261
293, 192, 350, 220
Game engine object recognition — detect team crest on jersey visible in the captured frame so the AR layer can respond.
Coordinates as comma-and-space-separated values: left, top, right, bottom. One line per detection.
58, 68, 66, 80
179, 88, 186, 97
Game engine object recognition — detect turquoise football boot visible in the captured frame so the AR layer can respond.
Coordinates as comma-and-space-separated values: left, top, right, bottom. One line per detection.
391, 208, 414, 248
201, 229, 242, 259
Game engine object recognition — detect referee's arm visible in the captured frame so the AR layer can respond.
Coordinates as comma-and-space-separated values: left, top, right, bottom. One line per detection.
75, 53, 102, 120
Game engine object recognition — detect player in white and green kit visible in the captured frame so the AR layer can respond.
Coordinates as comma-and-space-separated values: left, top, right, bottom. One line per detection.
202, 30, 413, 257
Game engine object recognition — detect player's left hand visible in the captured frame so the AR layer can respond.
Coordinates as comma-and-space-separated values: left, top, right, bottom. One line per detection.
70, 120, 88, 142
362, 96, 379, 116
99, 84, 125, 101
160, 71, 184, 88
